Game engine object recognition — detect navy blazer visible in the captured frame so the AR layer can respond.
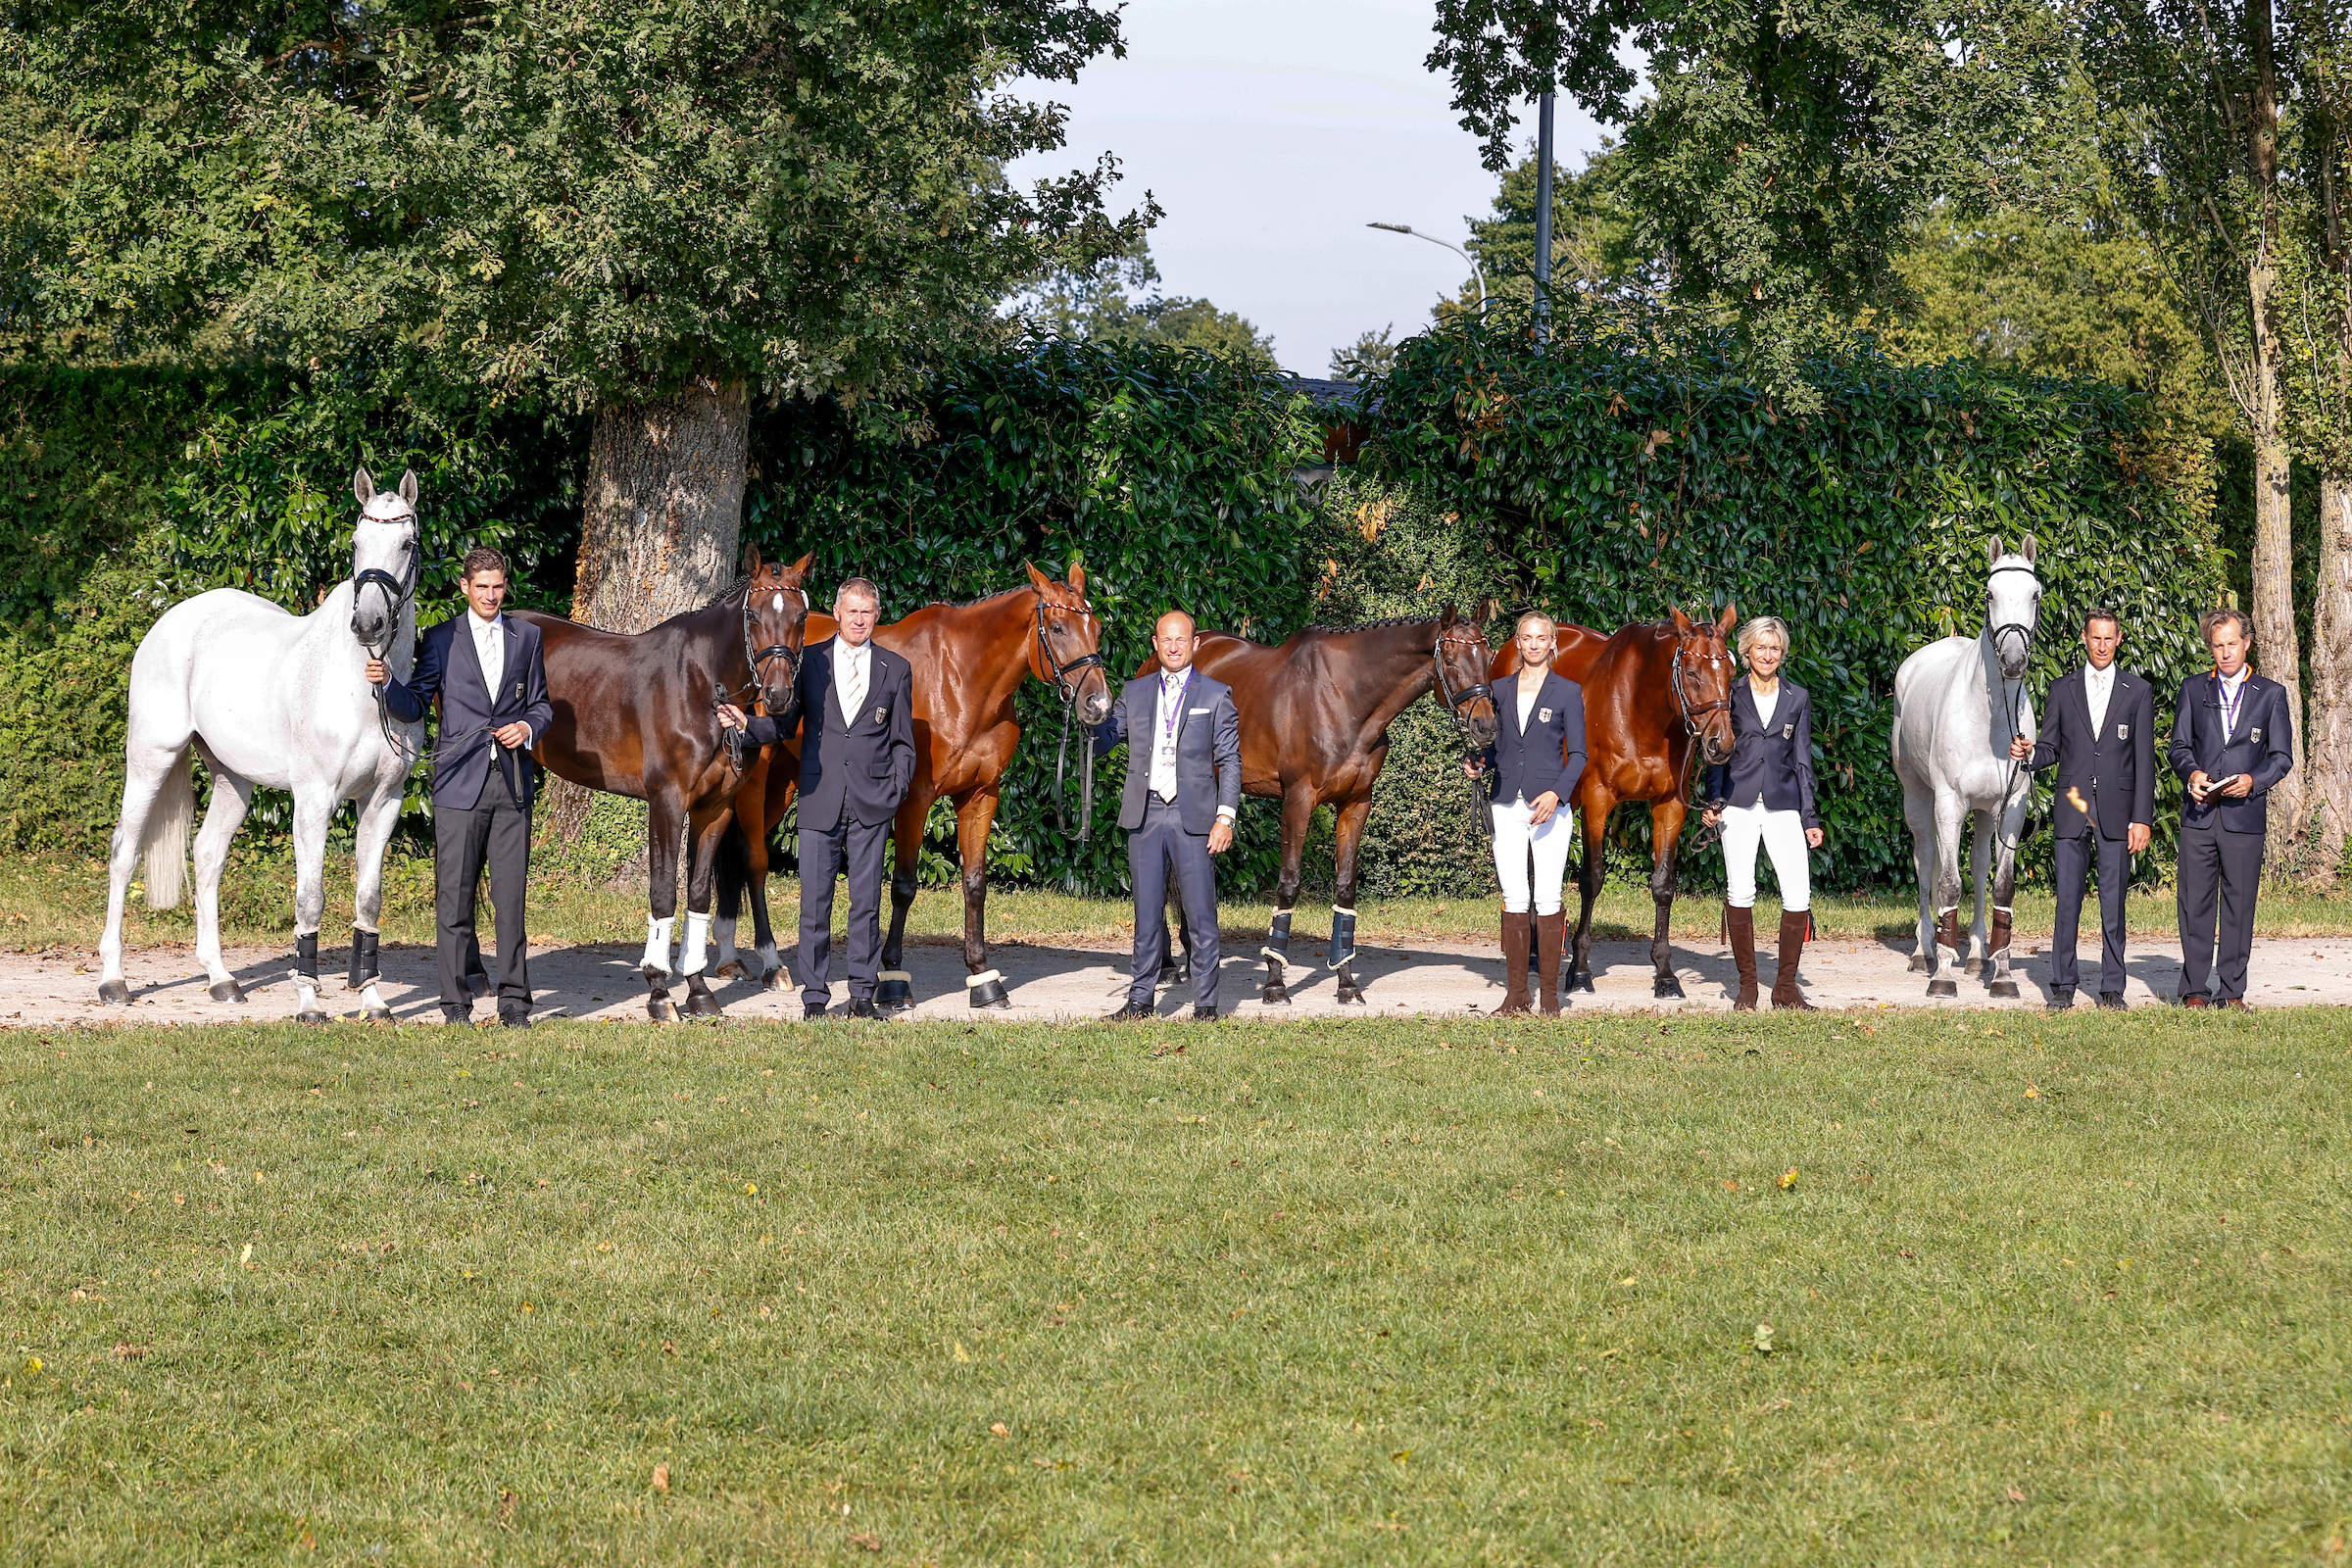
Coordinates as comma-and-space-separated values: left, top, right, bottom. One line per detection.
1094, 667, 1244, 835
1477, 670, 1587, 808
2168, 670, 2295, 835
745, 638, 916, 831
1704, 679, 1819, 829
381, 612, 554, 809
2025, 663, 2157, 840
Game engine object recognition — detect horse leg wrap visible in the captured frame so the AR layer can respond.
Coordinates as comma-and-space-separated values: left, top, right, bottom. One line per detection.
1936, 906, 1963, 962
678, 911, 710, 977
965, 968, 1009, 1009
1987, 906, 2014, 964
347, 926, 379, 991
641, 915, 675, 978
1330, 905, 1359, 973
877, 969, 916, 1012
1261, 907, 1294, 968
292, 931, 327, 1025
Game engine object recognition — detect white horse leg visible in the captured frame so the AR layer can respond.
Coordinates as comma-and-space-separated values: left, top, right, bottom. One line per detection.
1967, 808, 1993, 976
98, 739, 192, 1004
348, 784, 404, 1020
287, 789, 336, 1024
1902, 784, 1937, 973
190, 765, 256, 1001
1928, 791, 1970, 997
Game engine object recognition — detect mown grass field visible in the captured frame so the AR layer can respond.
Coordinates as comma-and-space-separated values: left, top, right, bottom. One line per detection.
3, 1007, 2347, 1564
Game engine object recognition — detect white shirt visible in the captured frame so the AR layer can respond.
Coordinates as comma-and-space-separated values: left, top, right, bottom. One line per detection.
470, 609, 506, 708
1516, 677, 1541, 733
2218, 666, 2249, 742
1751, 680, 1780, 731
833, 638, 871, 728
1148, 668, 1236, 822
2083, 662, 2115, 737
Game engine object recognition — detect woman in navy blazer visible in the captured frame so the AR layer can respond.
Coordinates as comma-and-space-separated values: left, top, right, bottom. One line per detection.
1701, 615, 1824, 1010
1466, 611, 1587, 1015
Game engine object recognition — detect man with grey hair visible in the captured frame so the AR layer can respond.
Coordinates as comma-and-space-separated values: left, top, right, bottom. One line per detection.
721, 575, 914, 1019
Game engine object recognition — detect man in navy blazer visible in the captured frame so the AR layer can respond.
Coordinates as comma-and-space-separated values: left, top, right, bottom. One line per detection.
1095, 610, 1242, 1020
2009, 609, 2156, 1010
2167, 608, 2295, 1007
720, 576, 915, 1019
368, 547, 554, 1026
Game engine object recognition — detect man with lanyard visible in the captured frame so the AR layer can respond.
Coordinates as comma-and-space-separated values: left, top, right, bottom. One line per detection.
2009, 608, 2156, 1010
2166, 608, 2295, 1008
1095, 610, 1243, 1020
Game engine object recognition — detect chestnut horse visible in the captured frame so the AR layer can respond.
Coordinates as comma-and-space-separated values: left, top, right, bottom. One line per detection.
711, 564, 1111, 1008
1494, 606, 1739, 997
1152, 609, 1500, 1005
511, 548, 811, 1021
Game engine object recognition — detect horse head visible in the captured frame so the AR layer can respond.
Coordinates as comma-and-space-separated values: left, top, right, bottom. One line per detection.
1434, 604, 1499, 750
1669, 604, 1739, 766
348, 466, 420, 653
739, 544, 814, 721
1984, 532, 2040, 682
1025, 562, 1112, 725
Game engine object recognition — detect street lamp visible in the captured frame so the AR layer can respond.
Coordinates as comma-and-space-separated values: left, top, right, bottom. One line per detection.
1367, 222, 1487, 308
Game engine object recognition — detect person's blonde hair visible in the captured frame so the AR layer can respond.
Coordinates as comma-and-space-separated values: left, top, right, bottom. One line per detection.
1737, 615, 1789, 662
1514, 610, 1555, 638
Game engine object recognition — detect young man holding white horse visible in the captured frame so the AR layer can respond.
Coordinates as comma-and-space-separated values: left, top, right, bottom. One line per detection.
2008, 608, 2155, 1010
368, 547, 553, 1027
2167, 608, 2294, 1009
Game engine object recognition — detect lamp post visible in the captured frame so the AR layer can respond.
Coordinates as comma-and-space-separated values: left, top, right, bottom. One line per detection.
1366, 222, 1487, 308
1533, 89, 1555, 345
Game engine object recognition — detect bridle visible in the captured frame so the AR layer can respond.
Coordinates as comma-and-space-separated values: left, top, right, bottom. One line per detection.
1670, 635, 1735, 751
1985, 562, 2039, 678
350, 508, 420, 764
1433, 625, 1494, 747
1985, 561, 2041, 854
1038, 588, 1108, 844
718, 577, 807, 772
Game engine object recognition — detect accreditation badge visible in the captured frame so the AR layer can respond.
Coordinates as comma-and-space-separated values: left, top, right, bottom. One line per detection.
2117, 723, 2129, 740
2251, 727, 2263, 744
872, 705, 888, 725
1538, 707, 1551, 723
1781, 723, 1794, 739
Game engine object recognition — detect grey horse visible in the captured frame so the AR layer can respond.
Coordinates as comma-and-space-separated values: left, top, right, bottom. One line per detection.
1890, 534, 2041, 998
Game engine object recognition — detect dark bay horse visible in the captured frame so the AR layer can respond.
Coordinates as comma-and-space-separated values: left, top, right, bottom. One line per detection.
712, 564, 1111, 1008
1156, 610, 1500, 1005
514, 547, 812, 1021
1495, 606, 1739, 997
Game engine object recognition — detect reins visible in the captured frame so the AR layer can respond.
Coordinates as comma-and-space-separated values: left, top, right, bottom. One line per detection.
713, 578, 807, 774
1434, 626, 1496, 841
1041, 591, 1108, 845
350, 518, 421, 767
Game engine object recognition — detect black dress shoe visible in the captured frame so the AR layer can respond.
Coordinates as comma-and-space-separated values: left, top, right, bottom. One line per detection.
2045, 989, 2076, 1012
1103, 1002, 1155, 1022
441, 1006, 471, 1027
1193, 1005, 1219, 1020
804, 1001, 829, 1021
499, 1008, 532, 1029
2096, 992, 2128, 1010
848, 998, 884, 1020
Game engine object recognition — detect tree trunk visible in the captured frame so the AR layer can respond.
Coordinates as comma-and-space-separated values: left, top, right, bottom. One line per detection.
539, 376, 752, 849
2309, 475, 2352, 886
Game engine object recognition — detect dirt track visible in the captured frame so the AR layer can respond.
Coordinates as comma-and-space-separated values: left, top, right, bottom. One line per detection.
10, 932, 2350, 1026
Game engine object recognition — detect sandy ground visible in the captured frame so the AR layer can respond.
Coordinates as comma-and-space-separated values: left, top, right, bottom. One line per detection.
11, 931, 2352, 1026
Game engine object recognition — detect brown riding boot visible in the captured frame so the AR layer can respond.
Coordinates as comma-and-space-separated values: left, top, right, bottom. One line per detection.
1536, 911, 1566, 1016
1726, 905, 1759, 1011
1772, 910, 1816, 1010
1497, 911, 1532, 1015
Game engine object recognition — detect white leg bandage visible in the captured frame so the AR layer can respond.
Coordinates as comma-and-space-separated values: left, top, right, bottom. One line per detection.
679, 911, 710, 976
641, 915, 675, 975
712, 917, 738, 970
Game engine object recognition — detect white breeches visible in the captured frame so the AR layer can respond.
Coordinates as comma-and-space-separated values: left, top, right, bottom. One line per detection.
1722, 803, 1810, 912
1490, 799, 1574, 915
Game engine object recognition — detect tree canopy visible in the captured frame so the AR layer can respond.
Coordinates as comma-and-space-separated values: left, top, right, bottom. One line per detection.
1012, 243, 1277, 366
0, 0, 1150, 407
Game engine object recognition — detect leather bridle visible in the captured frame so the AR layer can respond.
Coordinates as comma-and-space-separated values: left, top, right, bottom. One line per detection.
1671, 637, 1736, 753
740, 579, 808, 712
1037, 588, 1108, 844
1033, 591, 1107, 707
1433, 626, 1494, 746
350, 508, 420, 764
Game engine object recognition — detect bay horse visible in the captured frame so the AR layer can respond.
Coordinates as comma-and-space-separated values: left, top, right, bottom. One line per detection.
1496, 606, 1740, 998
1891, 534, 2040, 999
711, 564, 1112, 1008
1152, 609, 1500, 1005
98, 466, 425, 1022
511, 545, 812, 1021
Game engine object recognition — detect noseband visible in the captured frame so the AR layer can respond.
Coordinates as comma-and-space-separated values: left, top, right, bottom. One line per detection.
1034, 593, 1107, 707
348, 511, 417, 657
1985, 563, 2038, 672
1670, 639, 1735, 744
741, 582, 806, 704
1433, 629, 1494, 744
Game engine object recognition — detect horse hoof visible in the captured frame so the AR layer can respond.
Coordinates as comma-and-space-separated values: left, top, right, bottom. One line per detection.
1573, 973, 1597, 995
1964, 956, 1984, 977
713, 960, 743, 981
1907, 954, 1933, 974
968, 977, 1010, 1009
296, 1009, 328, 1026
97, 979, 130, 1006
1988, 980, 2020, 1000
647, 996, 676, 1023
364, 1007, 394, 1023
1336, 990, 1367, 1007
685, 991, 725, 1019
1927, 979, 1958, 999
1262, 984, 1291, 1005
1655, 976, 1686, 1000
207, 979, 245, 1004
760, 966, 789, 992
877, 976, 916, 1011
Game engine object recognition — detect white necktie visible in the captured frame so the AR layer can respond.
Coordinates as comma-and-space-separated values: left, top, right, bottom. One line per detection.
839, 644, 867, 726
477, 616, 504, 704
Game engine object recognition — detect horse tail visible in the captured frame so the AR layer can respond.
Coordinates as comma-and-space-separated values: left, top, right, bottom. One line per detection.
141, 750, 195, 911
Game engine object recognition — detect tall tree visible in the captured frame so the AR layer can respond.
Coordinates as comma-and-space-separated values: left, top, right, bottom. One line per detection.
1013, 243, 1277, 366
1, 0, 1147, 631
2084, 0, 2311, 869
1426, 0, 2062, 402
1461, 144, 1662, 308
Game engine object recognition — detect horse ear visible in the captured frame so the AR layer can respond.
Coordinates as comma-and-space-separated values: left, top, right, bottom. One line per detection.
397, 468, 418, 508
353, 466, 375, 505
1671, 606, 1695, 635
1024, 561, 1054, 594
1716, 602, 1738, 637
1067, 561, 1087, 597
1987, 534, 2005, 568
740, 541, 763, 575
786, 553, 813, 585
2021, 532, 2037, 565
1477, 595, 1499, 626
1440, 602, 1459, 626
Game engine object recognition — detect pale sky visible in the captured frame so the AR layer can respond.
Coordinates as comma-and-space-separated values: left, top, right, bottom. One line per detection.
1004, 0, 1608, 378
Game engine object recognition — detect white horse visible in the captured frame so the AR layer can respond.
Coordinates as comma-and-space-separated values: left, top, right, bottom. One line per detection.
97, 467, 424, 1021
1890, 534, 2042, 999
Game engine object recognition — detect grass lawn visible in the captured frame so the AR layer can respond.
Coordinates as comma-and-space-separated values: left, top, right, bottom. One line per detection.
4, 1007, 2347, 1563
12, 853, 2352, 956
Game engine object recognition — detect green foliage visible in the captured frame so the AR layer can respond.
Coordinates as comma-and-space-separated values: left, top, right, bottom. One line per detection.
1362, 301, 2229, 890
1328, 327, 1401, 382
1463, 145, 1659, 311
743, 338, 1320, 894
0, 0, 1146, 406
1013, 245, 1279, 368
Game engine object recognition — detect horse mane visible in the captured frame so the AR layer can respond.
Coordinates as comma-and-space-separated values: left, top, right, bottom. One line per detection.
1294, 612, 1441, 635
702, 574, 755, 609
